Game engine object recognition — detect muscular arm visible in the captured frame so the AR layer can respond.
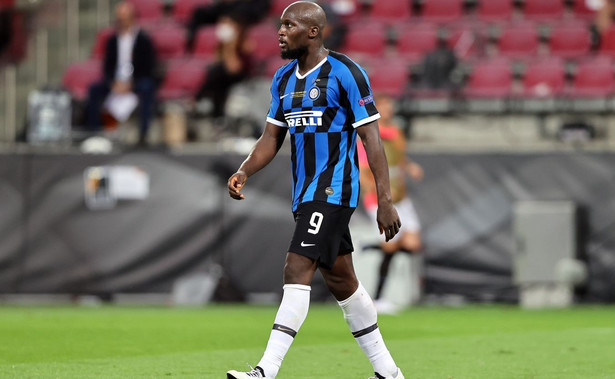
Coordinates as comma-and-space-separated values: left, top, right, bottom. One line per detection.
228, 122, 287, 200
357, 121, 401, 241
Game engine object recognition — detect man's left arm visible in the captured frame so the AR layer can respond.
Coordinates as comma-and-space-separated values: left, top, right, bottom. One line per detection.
357, 121, 401, 241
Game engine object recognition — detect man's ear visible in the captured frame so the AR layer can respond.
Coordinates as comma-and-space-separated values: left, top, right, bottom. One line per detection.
308, 25, 319, 39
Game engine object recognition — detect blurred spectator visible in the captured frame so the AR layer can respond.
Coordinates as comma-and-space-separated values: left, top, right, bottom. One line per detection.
420, 36, 458, 90
193, 15, 253, 119
0, 1, 12, 56
592, 0, 615, 34
0, 0, 26, 64
358, 93, 424, 314
318, 1, 347, 50
85, 1, 157, 146
185, 0, 271, 52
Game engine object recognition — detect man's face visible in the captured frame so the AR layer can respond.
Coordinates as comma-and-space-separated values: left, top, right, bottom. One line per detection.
278, 9, 310, 60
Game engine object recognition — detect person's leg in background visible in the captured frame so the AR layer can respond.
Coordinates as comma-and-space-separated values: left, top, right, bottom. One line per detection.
85, 80, 111, 129
133, 78, 156, 145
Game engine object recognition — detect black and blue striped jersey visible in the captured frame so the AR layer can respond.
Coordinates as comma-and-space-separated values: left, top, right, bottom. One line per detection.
266, 51, 380, 211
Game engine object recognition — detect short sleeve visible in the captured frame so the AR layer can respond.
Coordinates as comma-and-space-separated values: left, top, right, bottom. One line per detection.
266, 70, 288, 127
338, 62, 380, 128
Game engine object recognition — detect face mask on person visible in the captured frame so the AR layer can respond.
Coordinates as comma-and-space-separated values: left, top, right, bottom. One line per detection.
216, 23, 236, 42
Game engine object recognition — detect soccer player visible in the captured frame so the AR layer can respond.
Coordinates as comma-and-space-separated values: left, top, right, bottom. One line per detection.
226, 2, 405, 378
358, 93, 424, 315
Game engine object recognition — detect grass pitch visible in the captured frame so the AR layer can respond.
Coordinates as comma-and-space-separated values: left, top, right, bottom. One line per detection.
1, 304, 614, 378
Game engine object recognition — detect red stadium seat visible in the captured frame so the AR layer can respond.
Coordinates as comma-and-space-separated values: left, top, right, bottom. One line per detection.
395, 23, 438, 63
172, 0, 212, 24
421, 0, 464, 23
342, 21, 387, 57
599, 25, 615, 57
270, 0, 295, 17
497, 23, 539, 59
248, 21, 281, 62
145, 24, 187, 60
158, 58, 207, 100
127, 0, 163, 22
568, 58, 614, 97
362, 57, 409, 97
263, 56, 288, 78
192, 26, 217, 60
572, 0, 597, 20
522, 58, 565, 97
476, 0, 513, 22
463, 58, 513, 98
61, 59, 102, 101
548, 23, 591, 59
370, 0, 412, 23
91, 27, 113, 59
447, 23, 485, 60
522, 0, 564, 21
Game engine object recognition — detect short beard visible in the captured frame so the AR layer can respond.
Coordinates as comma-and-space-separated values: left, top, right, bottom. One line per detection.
281, 45, 308, 60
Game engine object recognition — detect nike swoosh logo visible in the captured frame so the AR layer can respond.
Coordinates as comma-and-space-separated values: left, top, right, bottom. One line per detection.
301, 241, 315, 247
280, 93, 290, 99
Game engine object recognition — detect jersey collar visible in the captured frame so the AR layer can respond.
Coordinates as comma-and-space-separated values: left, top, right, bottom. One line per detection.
295, 56, 328, 80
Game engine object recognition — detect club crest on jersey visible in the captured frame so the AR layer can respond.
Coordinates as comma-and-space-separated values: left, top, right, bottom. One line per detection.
358, 94, 374, 106
285, 110, 323, 127
308, 86, 320, 100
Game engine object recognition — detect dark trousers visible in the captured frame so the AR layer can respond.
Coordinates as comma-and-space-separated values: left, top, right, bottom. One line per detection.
85, 78, 156, 141
196, 63, 247, 118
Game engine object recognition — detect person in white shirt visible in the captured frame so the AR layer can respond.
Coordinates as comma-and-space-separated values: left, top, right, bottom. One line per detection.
85, 1, 157, 146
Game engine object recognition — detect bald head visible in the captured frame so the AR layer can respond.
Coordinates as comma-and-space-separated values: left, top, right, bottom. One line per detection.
283, 1, 327, 37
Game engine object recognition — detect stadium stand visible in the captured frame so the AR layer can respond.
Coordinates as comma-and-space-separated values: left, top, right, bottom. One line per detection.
172, 0, 212, 24
421, 0, 464, 24
522, 0, 565, 21
599, 24, 615, 56
342, 20, 388, 57
144, 23, 187, 60
547, 22, 592, 59
394, 23, 439, 63
369, 0, 412, 23
157, 58, 207, 101
61, 59, 103, 102
476, 0, 513, 23
247, 21, 282, 63
192, 26, 218, 61
127, 0, 163, 23
568, 57, 614, 97
269, 0, 295, 17
496, 23, 540, 60
572, 0, 597, 20
521, 57, 566, 98
49, 0, 615, 142
463, 58, 513, 98
362, 56, 410, 97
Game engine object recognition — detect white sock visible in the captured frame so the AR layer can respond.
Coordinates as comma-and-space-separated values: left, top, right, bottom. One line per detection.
257, 284, 310, 378
338, 282, 398, 377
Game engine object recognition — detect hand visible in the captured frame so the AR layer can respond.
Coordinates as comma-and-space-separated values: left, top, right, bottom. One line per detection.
377, 202, 401, 242
112, 80, 132, 94
406, 161, 424, 181
228, 171, 247, 200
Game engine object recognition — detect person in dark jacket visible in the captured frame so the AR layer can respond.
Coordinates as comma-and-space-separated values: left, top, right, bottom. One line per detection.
85, 1, 157, 145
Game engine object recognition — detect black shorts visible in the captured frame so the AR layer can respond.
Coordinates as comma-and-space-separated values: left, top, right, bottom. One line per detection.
289, 201, 355, 269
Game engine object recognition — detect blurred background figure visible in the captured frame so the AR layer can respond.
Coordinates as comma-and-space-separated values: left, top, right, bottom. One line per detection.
420, 35, 459, 90
84, 1, 157, 146
591, 0, 615, 34
318, 0, 347, 51
185, 0, 271, 52
193, 14, 253, 122
358, 94, 424, 315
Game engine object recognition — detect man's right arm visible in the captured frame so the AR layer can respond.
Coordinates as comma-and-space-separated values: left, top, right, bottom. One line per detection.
228, 122, 287, 200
